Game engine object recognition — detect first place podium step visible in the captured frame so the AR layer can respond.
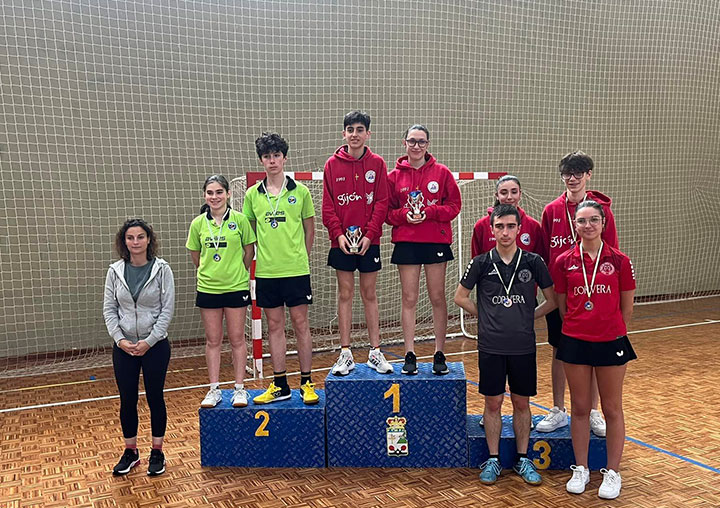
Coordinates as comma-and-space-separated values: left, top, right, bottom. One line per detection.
199, 389, 326, 468
325, 362, 468, 468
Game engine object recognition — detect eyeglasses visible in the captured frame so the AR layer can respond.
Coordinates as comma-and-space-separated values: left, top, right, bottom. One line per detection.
561, 171, 587, 181
575, 216, 603, 226
405, 139, 429, 147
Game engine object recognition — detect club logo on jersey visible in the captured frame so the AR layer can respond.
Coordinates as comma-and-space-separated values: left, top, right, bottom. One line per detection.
427, 181, 439, 193
550, 235, 573, 249
599, 262, 615, 276
366, 191, 374, 204
338, 192, 362, 206
228, 222, 237, 231
288, 195, 297, 204
518, 269, 532, 283
520, 233, 531, 246
365, 170, 376, 183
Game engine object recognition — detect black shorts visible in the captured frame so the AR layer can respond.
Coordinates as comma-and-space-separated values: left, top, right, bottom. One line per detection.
478, 351, 537, 397
557, 335, 637, 367
256, 275, 313, 308
328, 245, 382, 273
545, 308, 563, 348
391, 242, 454, 265
196, 290, 251, 309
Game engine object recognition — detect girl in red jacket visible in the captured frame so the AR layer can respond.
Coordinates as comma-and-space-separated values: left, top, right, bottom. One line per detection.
386, 124, 461, 376
470, 175, 545, 259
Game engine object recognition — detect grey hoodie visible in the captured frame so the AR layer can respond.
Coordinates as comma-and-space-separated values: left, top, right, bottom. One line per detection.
103, 257, 175, 347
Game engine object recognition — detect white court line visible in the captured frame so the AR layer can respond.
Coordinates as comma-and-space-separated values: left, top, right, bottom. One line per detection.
1, 318, 719, 414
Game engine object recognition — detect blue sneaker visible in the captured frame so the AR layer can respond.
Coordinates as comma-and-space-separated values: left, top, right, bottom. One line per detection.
479, 458, 502, 484
513, 457, 542, 485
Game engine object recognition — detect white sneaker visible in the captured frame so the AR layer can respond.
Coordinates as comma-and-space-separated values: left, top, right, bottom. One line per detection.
367, 348, 393, 374
535, 406, 569, 432
200, 388, 222, 408
231, 388, 249, 408
590, 409, 607, 437
331, 349, 355, 376
598, 468, 622, 499
566, 465, 590, 494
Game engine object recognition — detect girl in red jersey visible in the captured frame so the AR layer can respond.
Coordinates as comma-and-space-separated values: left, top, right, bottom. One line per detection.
537, 151, 618, 436
386, 124, 461, 376
552, 200, 636, 500
471, 175, 545, 258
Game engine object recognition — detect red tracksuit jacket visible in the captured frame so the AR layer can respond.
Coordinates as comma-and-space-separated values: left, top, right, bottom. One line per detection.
471, 206, 545, 259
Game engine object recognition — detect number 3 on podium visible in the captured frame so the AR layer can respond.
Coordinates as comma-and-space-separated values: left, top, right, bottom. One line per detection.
384, 383, 400, 413
532, 440, 551, 469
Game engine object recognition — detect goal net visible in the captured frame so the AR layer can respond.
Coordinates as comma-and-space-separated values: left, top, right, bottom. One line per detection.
1, 0, 718, 376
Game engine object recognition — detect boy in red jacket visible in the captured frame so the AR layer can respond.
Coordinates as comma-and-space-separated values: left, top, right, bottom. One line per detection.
322, 110, 392, 375
536, 151, 618, 436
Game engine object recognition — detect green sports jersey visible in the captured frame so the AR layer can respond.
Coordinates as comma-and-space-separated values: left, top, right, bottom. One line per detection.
186, 208, 256, 293
242, 175, 314, 278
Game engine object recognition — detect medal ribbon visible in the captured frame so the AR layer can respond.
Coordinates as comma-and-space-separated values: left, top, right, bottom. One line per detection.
579, 241, 604, 304
262, 177, 287, 224
204, 208, 227, 257
491, 249, 522, 300
565, 193, 587, 245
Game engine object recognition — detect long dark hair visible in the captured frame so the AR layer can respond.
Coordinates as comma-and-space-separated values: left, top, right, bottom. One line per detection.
115, 218, 158, 262
199, 175, 230, 214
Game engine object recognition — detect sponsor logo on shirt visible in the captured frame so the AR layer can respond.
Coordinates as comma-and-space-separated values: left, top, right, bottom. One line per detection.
488, 268, 499, 275
553, 218, 562, 223
520, 233, 531, 246
400, 186, 410, 192
550, 235, 574, 249
366, 191, 374, 204
573, 284, 612, 296
427, 181, 439, 193
492, 295, 526, 305
599, 262, 615, 275
568, 264, 580, 271
365, 170, 376, 183
517, 269, 532, 283
287, 195, 297, 204
337, 192, 362, 206
228, 222, 237, 231
335, 176, 346, 182
427, 199, 438, 206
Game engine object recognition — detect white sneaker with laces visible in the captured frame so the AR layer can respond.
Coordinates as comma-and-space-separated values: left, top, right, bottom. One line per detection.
231, 388, 249, 407
200, 388, 222, 408
367, 349, 393, 374
331, 349, 355, 376
590, 409, 607, 437
598, 468, 622, 499
566, 464, 590, 494
535, 406, 569, 432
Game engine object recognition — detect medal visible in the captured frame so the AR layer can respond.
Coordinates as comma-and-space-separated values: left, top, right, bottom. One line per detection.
580, 241, 604, 313
262, 177, 287, 231
491, 249, 522, 309
270, 219, 278, 228
213, 253, 221, 262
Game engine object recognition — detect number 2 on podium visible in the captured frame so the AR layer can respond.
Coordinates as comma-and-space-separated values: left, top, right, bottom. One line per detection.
255, 411, 270, 437
384, 383, 400, 413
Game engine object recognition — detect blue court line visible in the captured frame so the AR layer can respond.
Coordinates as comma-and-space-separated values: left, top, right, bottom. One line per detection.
381, 348, 720, 475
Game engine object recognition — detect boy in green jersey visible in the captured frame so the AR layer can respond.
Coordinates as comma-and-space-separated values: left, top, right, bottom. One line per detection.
242, 132, 318, 405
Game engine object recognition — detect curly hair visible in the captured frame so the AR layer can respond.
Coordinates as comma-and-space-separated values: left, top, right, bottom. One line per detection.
115, 218, 158, 262
255, 132, 289, 158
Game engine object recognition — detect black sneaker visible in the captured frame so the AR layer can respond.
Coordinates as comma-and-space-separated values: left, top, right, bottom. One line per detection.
147, 448, 166, 476
112, 448, 140, 476
401, 351, 417, 375
433, 351, 449, 375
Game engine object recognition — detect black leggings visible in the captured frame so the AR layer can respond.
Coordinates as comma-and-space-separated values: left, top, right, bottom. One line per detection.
112, 339, 171, 438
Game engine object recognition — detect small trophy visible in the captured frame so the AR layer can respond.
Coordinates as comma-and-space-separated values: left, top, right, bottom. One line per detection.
345, 225, 362, 254
407, 190, 425, 220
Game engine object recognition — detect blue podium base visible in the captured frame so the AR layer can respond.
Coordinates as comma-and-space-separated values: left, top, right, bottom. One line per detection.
467, 414, 607, 470
199, 389, 326, 468
326, 362, 467, 468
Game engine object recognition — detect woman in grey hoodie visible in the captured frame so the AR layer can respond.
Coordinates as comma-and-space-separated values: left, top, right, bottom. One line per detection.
103, 218, 175, 477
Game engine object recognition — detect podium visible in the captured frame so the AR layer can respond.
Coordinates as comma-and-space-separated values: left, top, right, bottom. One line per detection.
325, 362, 467, 468
199, 389, 326, 468
467, 414, 607, 470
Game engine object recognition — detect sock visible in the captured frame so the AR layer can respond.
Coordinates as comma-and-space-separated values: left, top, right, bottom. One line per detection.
273, 372, 289, 391
152, 443, 163, 451
234, 383, 244, 391
516, 452, 527, 463
341, 347, 351, 354
300, 372, 312, 386
126, 443, 137, 451
489, 454, 499, 461
210, 382, 219, 390
370, 347, 378, 351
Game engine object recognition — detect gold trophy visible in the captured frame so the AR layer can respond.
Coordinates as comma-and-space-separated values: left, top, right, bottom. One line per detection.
407, 190, 425, 220
345, 225, 362, 254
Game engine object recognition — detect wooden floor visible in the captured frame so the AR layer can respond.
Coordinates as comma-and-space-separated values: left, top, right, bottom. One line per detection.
1, 297, 719, 507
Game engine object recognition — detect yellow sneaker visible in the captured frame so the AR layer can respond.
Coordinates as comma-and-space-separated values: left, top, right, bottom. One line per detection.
300, 381, 319, 405
253, 382, 291, 405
